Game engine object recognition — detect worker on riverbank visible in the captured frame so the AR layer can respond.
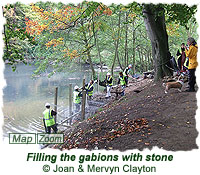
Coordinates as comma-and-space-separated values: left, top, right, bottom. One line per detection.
123, 64, 132, 85
73, 85, 82, 112
105, 72, 113, 98
118, 72, 127, 96
43, 103, 58, 134
85, 80, 94, 100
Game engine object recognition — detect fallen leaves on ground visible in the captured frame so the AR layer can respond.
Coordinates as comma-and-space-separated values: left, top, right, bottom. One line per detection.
52, 118, 150, 150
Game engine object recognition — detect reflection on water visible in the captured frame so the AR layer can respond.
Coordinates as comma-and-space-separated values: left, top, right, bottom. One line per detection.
3, 64, 92, 136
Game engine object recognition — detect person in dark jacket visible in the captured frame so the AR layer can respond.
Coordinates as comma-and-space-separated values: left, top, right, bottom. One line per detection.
176, 43, 186, 71
85, 80, 94, 99
104, 72, 113, 98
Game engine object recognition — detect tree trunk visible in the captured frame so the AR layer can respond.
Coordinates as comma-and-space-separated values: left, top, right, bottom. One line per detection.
143, 4, 172, 81
138, 48, 141, 71
124, 12, 129, 67
92, 14, 102, 72
145, 53, 148, 71
81, 21, 96, 78
117, 53, 123, 70
132, 21, 136, 74
147, 52, 150, 71
111, 10, 121, 76
141, 50, 145, 72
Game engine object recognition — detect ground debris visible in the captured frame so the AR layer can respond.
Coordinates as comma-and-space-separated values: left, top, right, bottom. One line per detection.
52, 118, 150, 150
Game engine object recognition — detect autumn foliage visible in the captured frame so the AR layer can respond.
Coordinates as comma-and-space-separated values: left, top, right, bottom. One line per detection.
95, 3, 112, 16
62, 48, 79, 60
24, 2, 113, 61
25, 17, 48, 35
45, 38, 64, 47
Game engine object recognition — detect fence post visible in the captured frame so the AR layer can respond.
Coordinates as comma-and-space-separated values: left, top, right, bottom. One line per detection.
97, 72, 99, 93
54, 87, 58, 123
69, 84, 72, 125
81, 78, 86, 120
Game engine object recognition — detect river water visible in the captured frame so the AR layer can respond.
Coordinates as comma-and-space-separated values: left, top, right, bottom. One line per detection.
2, 63, 96, 136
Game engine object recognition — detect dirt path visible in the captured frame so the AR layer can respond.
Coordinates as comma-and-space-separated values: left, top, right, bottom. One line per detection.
52, 79, 198, 151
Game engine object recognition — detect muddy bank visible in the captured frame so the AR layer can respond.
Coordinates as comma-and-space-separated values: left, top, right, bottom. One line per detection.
50, 78, 198, 151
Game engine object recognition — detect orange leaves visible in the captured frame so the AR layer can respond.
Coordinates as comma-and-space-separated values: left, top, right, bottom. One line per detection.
62, 48, 78, 59
94, 4, 112, 16
31, 4, 48, 20
40, 11, 49, 20
25, 20, 38, 35
103, 7, 112, 16
128, 13, 138, 21
31, 4, 80, 31
61, 6, 78, 19
31, 4, 41, 13
45, 38, 64, 47
25, 18, 48, 36
28, 3, 112, 41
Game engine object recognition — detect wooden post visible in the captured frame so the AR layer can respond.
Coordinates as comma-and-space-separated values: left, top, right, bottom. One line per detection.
82, 77, 86, 90
97, 72, 99, 93
69, 84, 72, 125
81, 78, 86, 120
54, 87, 58, 123
81, 90, 86, 120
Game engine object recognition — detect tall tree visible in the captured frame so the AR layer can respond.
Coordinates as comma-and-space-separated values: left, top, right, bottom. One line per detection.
142, 3, 197, 80
111, 10, 121, 76
143, 4, 172, 80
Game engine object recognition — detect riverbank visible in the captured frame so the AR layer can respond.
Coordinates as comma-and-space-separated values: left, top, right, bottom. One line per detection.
51, 78, 198, 151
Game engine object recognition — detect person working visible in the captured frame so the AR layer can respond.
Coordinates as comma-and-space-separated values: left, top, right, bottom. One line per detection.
85, 80, 94, 99
73, 85, 82, 112
105, 72, 113, 98
123, 64, 132, 85
176, 43, 186, 72
185, 37, 198, 92
118, 72, 127, 96
43, 103, 58, 134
